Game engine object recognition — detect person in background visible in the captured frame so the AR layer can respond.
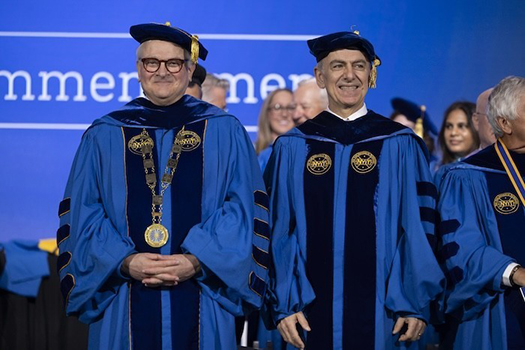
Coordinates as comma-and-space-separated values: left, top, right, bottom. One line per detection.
437, 101, 479, 166
185, 63, 207, 99
390, 97, 439, 168
202, 73, 230, 110
473, 88, 497, 149
437, 76, 525, 349
255, 88, 295, 171
292, 78, 328, 126
434, 101, 480, 186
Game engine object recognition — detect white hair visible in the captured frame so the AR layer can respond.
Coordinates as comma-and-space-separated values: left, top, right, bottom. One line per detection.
487, 76, 525, 138
202, 73, 230, 100
296, 77, 328, 106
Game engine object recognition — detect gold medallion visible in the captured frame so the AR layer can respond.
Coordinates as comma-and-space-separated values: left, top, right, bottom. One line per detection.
306, 153, 332, 175
128, 131, 154, 156
177, 130, 201, 151
351, 151, 377, 174
493, 192, 520, 215
144, 224, 169, 248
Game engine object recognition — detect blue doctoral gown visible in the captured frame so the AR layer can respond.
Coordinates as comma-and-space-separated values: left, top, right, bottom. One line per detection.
57, 96, 269, 349
265, 111, 445, 350
437, 146, 525, 349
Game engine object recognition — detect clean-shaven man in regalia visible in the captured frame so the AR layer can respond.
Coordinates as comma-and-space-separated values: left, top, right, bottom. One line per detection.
264, 30, 445, 350
438, 76, 525, 349
57, 22, 269, 349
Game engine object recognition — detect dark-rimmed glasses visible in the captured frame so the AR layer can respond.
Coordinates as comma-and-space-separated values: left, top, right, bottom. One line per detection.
140, 58, 187, 74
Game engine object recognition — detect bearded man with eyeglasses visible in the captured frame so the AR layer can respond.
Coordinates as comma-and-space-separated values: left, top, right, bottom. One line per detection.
57, 22, 269, 349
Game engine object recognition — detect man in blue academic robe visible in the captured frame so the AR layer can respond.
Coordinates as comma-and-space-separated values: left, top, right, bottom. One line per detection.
264, 31, 445, 350
57, 22, 269, 349
438, 76, 525, 349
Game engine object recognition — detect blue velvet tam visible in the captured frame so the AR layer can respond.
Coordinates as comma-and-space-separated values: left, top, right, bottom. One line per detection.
130, 22, 208, 62
391, 97, 438, 135
307, 31, 379, 64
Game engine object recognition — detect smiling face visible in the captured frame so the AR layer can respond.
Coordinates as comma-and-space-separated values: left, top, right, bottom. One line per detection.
444, 109, 477, 157
268, 90, 295, 138
293, 82, 327, 125
314, 49, 370, 117
136, 40, 195, 106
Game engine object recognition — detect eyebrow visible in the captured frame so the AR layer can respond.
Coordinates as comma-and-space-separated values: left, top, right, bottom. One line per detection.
329, 59, 368, 65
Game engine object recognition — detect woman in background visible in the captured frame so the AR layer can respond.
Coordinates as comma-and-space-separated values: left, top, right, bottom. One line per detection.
254, 88, 295, 171
434, 101, 479, 186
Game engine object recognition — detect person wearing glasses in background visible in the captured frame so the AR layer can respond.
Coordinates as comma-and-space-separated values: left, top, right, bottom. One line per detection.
57, 22, 269, 349
255, 88, 296, 171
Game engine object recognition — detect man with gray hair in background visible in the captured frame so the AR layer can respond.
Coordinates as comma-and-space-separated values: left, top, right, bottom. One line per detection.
438, 76, 525, 349
292, 78, 328, 125
202, 73, 230, 110
473, 87, 497, 149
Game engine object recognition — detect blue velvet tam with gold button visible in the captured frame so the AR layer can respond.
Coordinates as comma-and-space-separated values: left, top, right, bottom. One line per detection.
307, 31, 379, 65
130, 22, 208, 63
308, 31, 381, 88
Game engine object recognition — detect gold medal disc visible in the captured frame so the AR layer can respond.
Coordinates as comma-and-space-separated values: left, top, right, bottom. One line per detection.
144, 224, 169, 248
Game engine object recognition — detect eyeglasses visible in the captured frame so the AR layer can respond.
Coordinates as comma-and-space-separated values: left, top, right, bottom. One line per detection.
473, 112, 487, 118
268, 103, 296, 112
140, 58, 187, 74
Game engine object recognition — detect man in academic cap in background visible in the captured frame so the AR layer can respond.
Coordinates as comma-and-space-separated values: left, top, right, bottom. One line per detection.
390, 97, 439, 170
264, 30, 444, 349
185, 63, 207, 99
57, 22, 269, 349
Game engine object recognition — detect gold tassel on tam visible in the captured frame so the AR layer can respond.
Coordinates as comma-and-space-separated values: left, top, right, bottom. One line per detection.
191, 35, 199, 64
369, 58, 381, 88
414, 105, 426, 138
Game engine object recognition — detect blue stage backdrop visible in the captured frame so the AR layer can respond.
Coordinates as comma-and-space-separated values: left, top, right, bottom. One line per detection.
1, 0, 524, 241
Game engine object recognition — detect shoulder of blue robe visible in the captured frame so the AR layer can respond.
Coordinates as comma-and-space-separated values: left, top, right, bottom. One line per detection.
92, 95, 229, 130
463, 144, 505, 171
180, 116, 270, 316
57, 125, 136, 323
258, 145, 273, 173
438, 165, 515, 320
435, 146, 509, 189
375, 135, 445, 324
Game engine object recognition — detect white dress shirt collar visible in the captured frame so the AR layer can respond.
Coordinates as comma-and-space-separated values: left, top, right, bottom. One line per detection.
327, 103, 368, 122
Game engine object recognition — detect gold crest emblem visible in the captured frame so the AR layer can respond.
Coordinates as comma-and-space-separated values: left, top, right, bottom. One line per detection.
351, 151, 377, 174
493, 192, 520, 215
307, 153, 332, 175
177, 130, 201, 151
128, 130, 154, 156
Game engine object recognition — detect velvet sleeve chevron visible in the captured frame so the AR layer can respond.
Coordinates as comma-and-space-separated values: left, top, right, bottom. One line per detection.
379, 135, 445, 324
437, 168, 515, 320
57, 127, 136, 323
263, 137, 316, 324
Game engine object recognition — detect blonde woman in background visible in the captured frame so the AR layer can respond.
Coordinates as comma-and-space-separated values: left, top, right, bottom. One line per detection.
255, 88, 296, 170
